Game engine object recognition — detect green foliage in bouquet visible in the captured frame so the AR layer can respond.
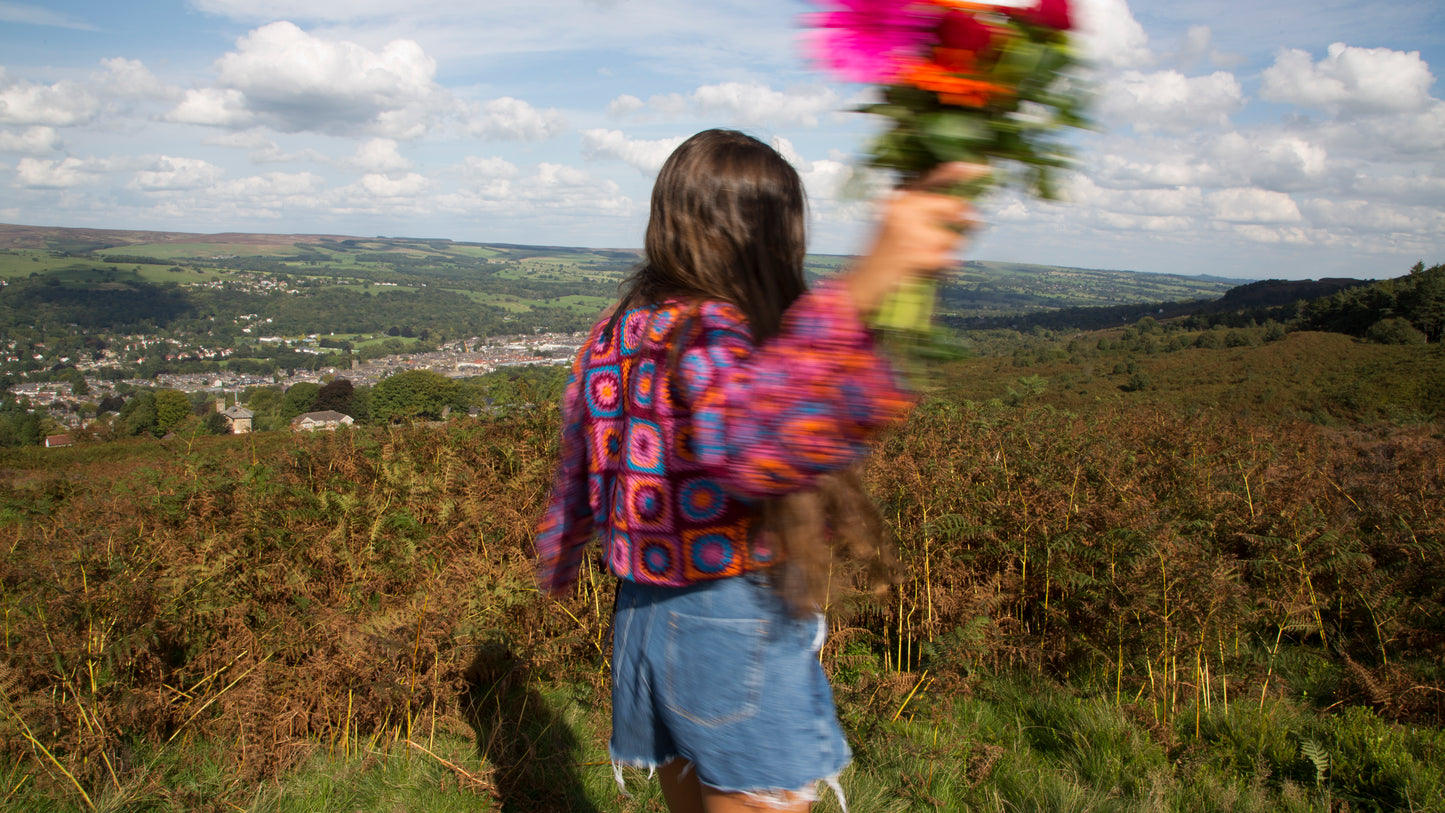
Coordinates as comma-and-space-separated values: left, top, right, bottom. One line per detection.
808, 0, 1094, 339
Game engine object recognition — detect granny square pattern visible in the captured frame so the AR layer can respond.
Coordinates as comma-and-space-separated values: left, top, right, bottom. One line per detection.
534, 280, 914, 593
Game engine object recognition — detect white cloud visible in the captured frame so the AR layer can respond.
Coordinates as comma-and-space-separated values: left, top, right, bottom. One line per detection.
606, 94, 646, 117
167, 21, 447, 136
466, 96, 566, 141
128, 156, 226, 191
1207, 188, 1303, 223
14, 156, 108, 188
1313, 101, 1445, 157
357, 171, 431, 197
348, 138, 412, 173
1172, 25, 1244, 70
769, 136, 854, 204
1300, 197, 1443, 234
167, 88, 256, 127
0, 126, 61, 154
620, 83, 842, 128
459, 155, 520, 179
519, 163, 630, 213
580, 129, 686, 173
92, 58, 174, 100
1067, 175, 1205, 216
0, 76, 99, 126
1076, 0, 1153, 69
1349, 173, 1445, 208
1206, 132, 1329, 190
204, 130, 274, 150
690, 82, 841, 128
453, 156, 520, 198
1261, 43, 1436, 116
1100, 69, 1243, 132
215, 171, 325, 199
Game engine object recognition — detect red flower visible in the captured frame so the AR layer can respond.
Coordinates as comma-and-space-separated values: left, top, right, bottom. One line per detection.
1017, 0, 1073, 31
937, 9, 995, 54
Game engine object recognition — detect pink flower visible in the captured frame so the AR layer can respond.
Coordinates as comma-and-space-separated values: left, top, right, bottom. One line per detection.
1016, 0, 1073, 31
804, 0, 941, 84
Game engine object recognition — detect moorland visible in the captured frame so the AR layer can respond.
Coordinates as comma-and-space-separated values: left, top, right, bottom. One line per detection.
1, 224, 1443, 811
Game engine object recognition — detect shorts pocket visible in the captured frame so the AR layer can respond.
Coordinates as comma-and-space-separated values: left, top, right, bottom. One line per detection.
663, 610, 767, 727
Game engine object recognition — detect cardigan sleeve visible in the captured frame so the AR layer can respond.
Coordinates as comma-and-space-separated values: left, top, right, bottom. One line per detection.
679, 279, 914, 500
533, 350, 594, 596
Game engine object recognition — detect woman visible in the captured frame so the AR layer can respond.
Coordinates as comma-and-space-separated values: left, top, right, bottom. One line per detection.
536, 129, 978, 812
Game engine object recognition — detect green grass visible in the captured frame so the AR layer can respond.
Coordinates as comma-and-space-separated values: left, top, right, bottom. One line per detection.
9, 669, 1437, 812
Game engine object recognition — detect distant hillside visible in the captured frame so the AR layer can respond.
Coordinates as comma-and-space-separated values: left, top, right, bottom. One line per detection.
939, 259, 1243, 318
3, 222, 1249, 322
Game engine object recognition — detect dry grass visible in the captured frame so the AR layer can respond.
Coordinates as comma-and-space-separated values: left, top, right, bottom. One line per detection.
1, 348, 1442, 808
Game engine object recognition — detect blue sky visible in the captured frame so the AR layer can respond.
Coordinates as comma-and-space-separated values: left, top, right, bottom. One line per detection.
2, 0, 1442, 281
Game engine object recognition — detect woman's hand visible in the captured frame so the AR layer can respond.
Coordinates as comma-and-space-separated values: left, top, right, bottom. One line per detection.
844, 163, 988, 317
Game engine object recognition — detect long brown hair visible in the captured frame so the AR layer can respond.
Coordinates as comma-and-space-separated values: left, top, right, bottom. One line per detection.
618, 129, 901, 612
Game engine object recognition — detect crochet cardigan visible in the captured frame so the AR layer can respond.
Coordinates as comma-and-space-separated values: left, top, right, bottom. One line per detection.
534, 279, 913, 595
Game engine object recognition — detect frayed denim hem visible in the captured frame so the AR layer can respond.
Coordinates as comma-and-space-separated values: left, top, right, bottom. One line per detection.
610, 755, 847, 813
608, 752, 675, 797
698, 770, 848, 812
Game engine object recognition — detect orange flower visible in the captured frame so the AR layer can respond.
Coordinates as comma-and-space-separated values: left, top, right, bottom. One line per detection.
932, 47, 978, 73
899, 60, 1012, 107
928, 0, 997, 12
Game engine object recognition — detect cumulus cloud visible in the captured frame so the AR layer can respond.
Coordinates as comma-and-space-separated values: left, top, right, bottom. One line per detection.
1099, 69, 1243, 132
515, 163, 631, 214
465, 96, 566, 141
1313, 100, 1445, 157
165, 21, 447, 136
1172, 25, 1244, 70
453, 156, 520, 198
14, 156, 108, 188
357, 171, 431, 197
606, 95, 646, 117
614, 82, 842, 128
580, 129, 686, 173
0, 75, 99, 126
1207, 188, 1303, 223
348, 138, 412, 173
92, 58, 174, 100
1207, 132, 1328, 190
1300, 197, 1442, 233
459, 155, 520, 179
201, 130, 329, 164
128, 156, 226, 191
769, 136, 855, 204
167, 88, 256, 128
1261, 43, 1436, 116
1076, 0, 1153, 69
214, 171, 325, 199
690, 83, 841, 127
0, 126, 61, 154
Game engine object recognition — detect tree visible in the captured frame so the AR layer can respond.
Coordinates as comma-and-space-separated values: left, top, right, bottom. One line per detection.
120, 391, 158, 437
371, 370, 460, 423
312, 378, 354, 415
204, 411, 231, 435
1366, 317, 1427, 345
281, 382, 321, 421
154, 389, 191, 434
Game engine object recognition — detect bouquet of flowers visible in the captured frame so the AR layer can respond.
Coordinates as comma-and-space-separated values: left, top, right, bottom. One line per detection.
805, 0, 1091, 339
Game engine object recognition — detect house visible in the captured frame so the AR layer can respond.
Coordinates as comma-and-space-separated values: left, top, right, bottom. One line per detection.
220, 404, 254, 434
45, 434, 73, 448
291, 410, 354, 432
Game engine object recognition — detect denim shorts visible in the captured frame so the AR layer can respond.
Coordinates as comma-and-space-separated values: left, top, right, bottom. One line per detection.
609, 572, 851, 802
